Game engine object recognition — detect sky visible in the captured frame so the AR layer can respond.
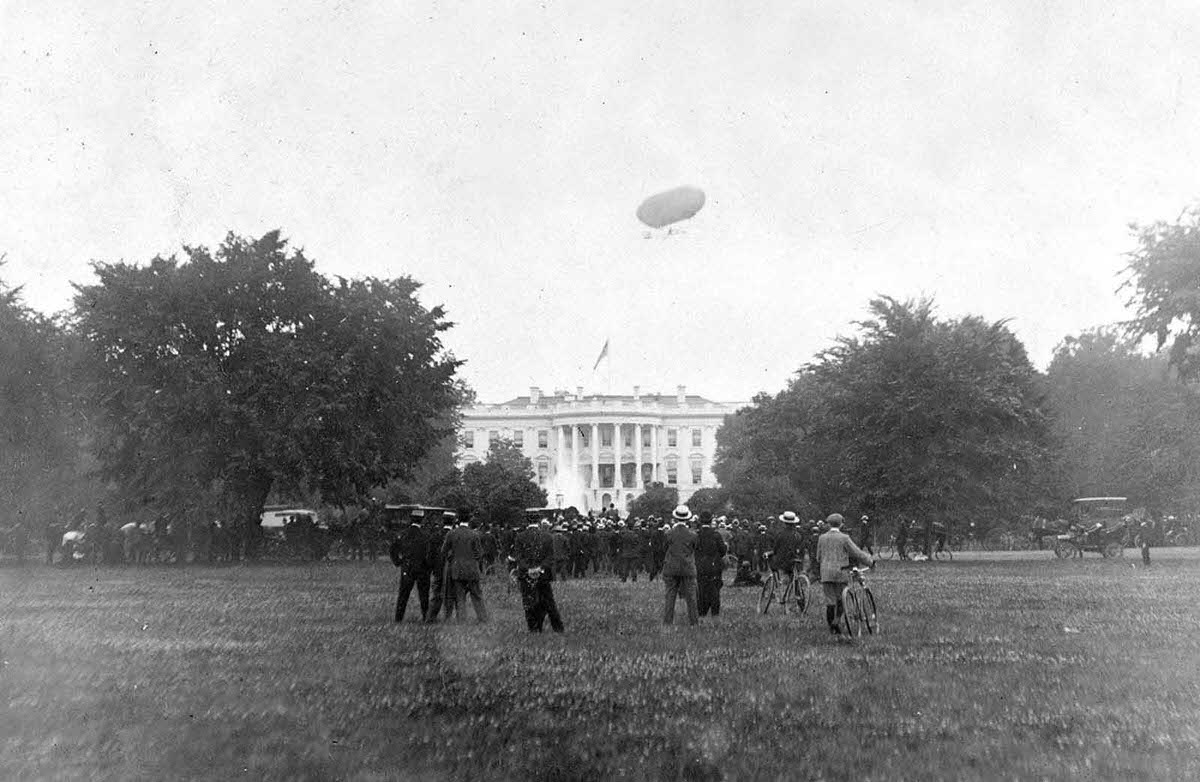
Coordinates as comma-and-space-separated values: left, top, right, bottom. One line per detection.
4, 1, 1200, 404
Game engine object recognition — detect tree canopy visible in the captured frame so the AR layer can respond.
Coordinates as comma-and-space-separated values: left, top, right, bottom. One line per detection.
1046, 329, 1200, 512
459, 439, 547, 527
715, 297, 1056, 526
1123, 206, 1200, 380
627, 483, 679, 520
72, 231, 465, 545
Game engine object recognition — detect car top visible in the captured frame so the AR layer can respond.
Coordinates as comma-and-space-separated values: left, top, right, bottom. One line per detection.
1072, 497, 1128, 503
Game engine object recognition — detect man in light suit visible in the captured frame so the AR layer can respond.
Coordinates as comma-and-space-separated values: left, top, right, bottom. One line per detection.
441, 519, 489, 622
661, 505, 699, 626
816, 512, 875, 635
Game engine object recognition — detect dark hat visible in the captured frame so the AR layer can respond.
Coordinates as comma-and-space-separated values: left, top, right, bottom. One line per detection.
699, 511, 713, 524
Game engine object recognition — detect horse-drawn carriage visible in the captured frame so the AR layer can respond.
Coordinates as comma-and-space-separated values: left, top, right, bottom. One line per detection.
1051, 497, 1133, 559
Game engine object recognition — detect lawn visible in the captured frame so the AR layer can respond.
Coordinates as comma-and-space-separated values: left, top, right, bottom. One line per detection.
2, 551, 1198, 781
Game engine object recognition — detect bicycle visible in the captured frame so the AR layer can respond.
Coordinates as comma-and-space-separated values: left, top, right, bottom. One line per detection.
840, 565, 879, 637
757, 552, 810, 615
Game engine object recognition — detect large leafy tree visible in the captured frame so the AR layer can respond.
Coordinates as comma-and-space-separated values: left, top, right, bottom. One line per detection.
460, 439, 547, 527
1046, 329, 1200, 512
716, 297, 1057, 527
1123, 206, 1200, 379
1, 265, 95, 535
73, 231, 465, 551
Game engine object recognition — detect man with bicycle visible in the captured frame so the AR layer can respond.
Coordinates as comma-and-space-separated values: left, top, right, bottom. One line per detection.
767, 511, 806, 613
816, 513, 875, 636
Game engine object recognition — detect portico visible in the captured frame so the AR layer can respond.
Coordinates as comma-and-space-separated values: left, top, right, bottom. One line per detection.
457, 385, 742, 513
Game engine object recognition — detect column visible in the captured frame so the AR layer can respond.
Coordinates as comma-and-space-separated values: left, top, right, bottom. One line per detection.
614, 423, 623, 492
591, 422, 600, 496
571, 425, 580, 502
635, 423, 643, 489
651, 426, 659, 482
556, 425, 565, 486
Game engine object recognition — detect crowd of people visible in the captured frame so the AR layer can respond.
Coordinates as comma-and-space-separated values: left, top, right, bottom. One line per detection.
389, 504, 876, 636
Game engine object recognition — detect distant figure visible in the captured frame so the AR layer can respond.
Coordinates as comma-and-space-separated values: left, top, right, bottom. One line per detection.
858, 515, 874, 555
661, 506, 699, 626
1138, 515, 1156, 567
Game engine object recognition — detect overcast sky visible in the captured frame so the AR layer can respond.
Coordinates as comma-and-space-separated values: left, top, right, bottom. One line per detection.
4, 1, 1199, 403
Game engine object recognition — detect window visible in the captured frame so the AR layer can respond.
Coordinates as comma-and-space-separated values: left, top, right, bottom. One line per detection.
537, 460, 549, 485
538, 430, 549, 449
463, 430, 475, 449
601, 426, 613, 447
623, 428, 633, 448
689, 455, 704, 486
692, 428, 702, 447
488, 430, 499, 447
691, 464, 703, 484
667, 428, 677, 447
642, 427, 651, 447
666, 464, 678, 485
513, 430, 524, 447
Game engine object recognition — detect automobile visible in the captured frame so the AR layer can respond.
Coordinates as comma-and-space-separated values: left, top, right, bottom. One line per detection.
381, 504, 457, 531
1053, 497, 1132, 559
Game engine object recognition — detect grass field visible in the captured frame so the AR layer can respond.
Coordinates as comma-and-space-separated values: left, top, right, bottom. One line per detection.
2, 551, 1199, 781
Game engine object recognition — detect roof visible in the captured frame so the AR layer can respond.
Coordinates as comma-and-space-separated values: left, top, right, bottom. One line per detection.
1072, 497, 1128, 503
493, 393, 719, 408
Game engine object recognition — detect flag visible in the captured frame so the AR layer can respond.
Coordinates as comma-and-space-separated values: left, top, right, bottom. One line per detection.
592, 339, 609, 371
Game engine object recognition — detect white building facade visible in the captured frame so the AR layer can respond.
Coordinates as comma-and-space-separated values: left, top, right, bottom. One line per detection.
456, 385, 743, 514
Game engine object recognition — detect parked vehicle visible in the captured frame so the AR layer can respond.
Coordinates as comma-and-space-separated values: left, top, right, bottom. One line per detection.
1053, 497, 1131, 559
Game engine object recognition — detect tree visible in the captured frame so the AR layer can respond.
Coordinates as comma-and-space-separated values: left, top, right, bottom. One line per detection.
1, 264, 96, 537
459, 439, 547, 527
1046, 329, 1200, 512
716, 297, 1056, 528
627, 483, 678, 520
683, 487, 730, 517
1123, 206, 1200, 380
72, 231, 465, 555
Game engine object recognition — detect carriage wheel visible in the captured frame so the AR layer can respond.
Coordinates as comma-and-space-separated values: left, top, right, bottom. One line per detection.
1102, 541, 1123, 559
1053, 541, 1076, 559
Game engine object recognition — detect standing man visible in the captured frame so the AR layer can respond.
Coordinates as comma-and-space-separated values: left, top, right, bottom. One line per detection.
695, 511, 728, 618
816, 513, 875, 636
662, 505, 699, 626
426, 513, 456, 623
389, 509, 432, 623
514, 517, 565, 632
858, 515, 875, 555
441, 519, 489, 622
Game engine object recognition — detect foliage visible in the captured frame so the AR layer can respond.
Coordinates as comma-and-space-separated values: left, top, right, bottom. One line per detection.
459, 439, 547, 527
3, 558, 1198, 780
0, 265, 97, 528
1046, 329, 1200, 512
627, 483, 679, 519
682, 487, 730, 517
716, 297, 1057, 527
1122, 206, 1200, 380
71, 231, 464, 550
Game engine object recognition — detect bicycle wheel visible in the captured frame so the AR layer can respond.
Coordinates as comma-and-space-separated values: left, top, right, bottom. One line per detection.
757, 575, 777, 614
793, 574, 810, 614
841, 587, 862, 637
860, 587, 878, 634
933, 547, 952, 561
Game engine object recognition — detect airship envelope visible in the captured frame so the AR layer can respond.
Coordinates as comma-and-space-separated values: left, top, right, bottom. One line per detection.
636, 186, 706, 229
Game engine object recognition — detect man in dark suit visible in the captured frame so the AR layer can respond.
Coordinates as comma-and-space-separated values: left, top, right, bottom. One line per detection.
662, 505, 699, 626
426, 513, 456, 622
389, 509, 431, 623
695, 511, 728, 617
514, 519, 564, 632
441, 519, 489, 622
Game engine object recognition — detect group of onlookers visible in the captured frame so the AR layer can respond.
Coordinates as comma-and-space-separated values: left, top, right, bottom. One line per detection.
389, 504, 876, 637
